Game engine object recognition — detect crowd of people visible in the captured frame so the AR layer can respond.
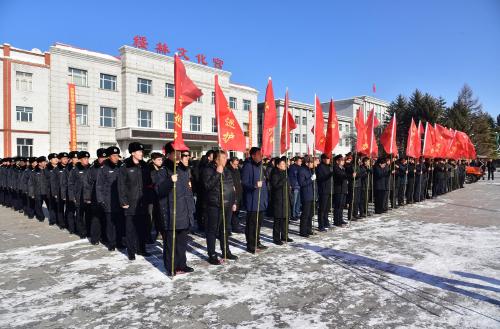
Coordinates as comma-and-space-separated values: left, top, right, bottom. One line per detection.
0, 142, 472, 276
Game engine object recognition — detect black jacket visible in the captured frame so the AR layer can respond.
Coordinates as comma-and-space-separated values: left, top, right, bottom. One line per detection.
202, 163, 236, 208
374, 165, 390, 190
117, 157, 149, 215
316, 162, 333, 195
51, 164, 66, 199
68, 163, 90, 207
28, 167, 49, 198
333, 164, 348, 194
270, 168, 292, 218
83, 160, 103, 204
226, 164, 242, 205
96, 160, 121, 213
61, 163, 74, 201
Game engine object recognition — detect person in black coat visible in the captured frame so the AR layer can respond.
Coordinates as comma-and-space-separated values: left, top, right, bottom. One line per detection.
202, 150, 238, 265
298, 156, 315, 237
96, 147, 123, 251
316, 154, 333, 231
406, 158, 416, 203
352, 156, 368, 219
147, 152, 164, 242
28, 156, 49, 222
458, 160, 466, 188
117, 142, 150, 260
153, 142, 195, 276
193, 150, 214, 232
373, 157, 390, 214
396, 158, 408, 206
332, 154, 349, 226
62, 151, 79, 233
51, 152, 69, 229
487, 159, 496, 180
68, 151, 91, 238
270, 157, 293, 244
84, 148, 107, 245
227, 157, 243, 234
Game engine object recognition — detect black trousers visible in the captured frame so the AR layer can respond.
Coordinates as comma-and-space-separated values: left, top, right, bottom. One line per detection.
375, 189, 386, 214
56, 198, 66, 228
333, 193, 346, 226
89, 204, 104, 244
65, 200, 76, 231
231, 210, 242, 232
75, 203, 89, 238
358, 187, 367, 216
34, 197, 45, 221
273, 217, 289, 241
106, 212, 120, 248
125, 212, 146, 256
206, 205, 232, 257
488, 170, 495, 180
318, 194, 331, 229
352, 187, 363, 217
406, 178, 415, 203
300, 200, 313, 235
383, 189, 389, 211
47, 197, 57, 225
245, 211, 264, 250
162, 229, 188, 275
4, 189, 11, 207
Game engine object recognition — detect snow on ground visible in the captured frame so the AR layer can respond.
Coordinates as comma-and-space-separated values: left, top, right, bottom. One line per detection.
0, 181, 499, 328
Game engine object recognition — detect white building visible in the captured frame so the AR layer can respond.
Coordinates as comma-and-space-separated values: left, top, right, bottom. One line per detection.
1, 42, 259, 159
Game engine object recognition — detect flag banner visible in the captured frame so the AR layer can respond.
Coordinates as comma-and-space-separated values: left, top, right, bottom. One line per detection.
214, 75, 246, 151
422, 122, 437, 158
406, 118, 419, 158
314, 95, 326, 153
414, 121, 424, 158
262, 78, 277, 157
380, 114, 398, 155
68, 83, 77, 151
367, 109, 380, 156
173, 54, 203, 151
324, 99, 340, 155
355, 107, 368, 154
280, 90, 297, 154
435, 124, 454, 158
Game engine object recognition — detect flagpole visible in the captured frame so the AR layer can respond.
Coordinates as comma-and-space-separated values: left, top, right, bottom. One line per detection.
215, 75, 227, 263
390, 114, 396, 209
312, 94, 317, 235
171, 54, 179, 278
422, 122, 430, 200
369, 109, 375, 213
284, 88, 289, 244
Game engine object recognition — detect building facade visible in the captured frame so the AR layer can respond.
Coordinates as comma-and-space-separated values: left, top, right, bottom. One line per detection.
1, 42, 258, 159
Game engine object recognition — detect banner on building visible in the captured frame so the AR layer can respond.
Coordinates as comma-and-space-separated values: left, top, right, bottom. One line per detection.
68, 83, 77, 151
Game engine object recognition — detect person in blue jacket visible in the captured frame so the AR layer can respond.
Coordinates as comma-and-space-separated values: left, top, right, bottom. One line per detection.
298, 155, 315, 237
241, 147, 268, 253
288, 156, 302, 220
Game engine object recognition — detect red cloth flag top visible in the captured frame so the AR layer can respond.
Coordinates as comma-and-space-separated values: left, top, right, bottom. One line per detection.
313, 95, 326, 153
406, 118, 419, 158
280, 89, 297, 154
422, 122, 438, 158
324, 99, 340, 155
172, 55, 203, 150
380, 114, 398, 155
261, 78, 277, 157
367, 109, 380, 157
434, 124, 454, 158
214, 75, 246, 152
355, 107, 368, 154
414, 121, 424, 158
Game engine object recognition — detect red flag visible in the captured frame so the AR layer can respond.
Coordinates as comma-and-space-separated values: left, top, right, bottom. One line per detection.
261, 78, 277, 157
380, 114, 397, 155
172, 55, 203, 150
372, 83, 376, 93
435, 124, 454, 158
422, 122, 437, 158
355, 107, 369, 154
366, 109, 380, 157
324, 99, 340, 155
313, 95, 326, 153
466, 134, 476, 159
214, 75, 246, 152
446, 130, 460, 160
406, 118, 419, 158
280, 90, 297, 155
414, 121, 423, 158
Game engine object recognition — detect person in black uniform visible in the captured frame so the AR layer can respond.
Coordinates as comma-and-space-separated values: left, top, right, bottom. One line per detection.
396, 158, 408, 206
147, 152, 164, 242
118, 142, 150, 260
51, 152, 68, 229
46, 153, 59, 225
20, 158, 32, 217
226, 157, 243, 234
358, 157, 371, 217
193, 150, 214, 232
28, 156, 49, 222
153, 142, 195, 276
202, 150, 238, 264
62, 151, 79, 233
84, 148, 108, 245
96, 146, 122, 251
23, 158, 37, 218
374, 156, 390, 214
458, 160, 466, 188
316, 154, 333, 230
298, 156, 315, 236
270, 156, 293, 244
68, 151, 91, 238
352, 156, 367, 218
332, 154, 349, 226
486, 159, 496, 180
406, 158, 416, 204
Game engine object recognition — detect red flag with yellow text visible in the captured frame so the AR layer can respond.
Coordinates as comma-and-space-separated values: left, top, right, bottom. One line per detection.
262, 78, 277, 157
280, 90, 297, 154
324, 99, 339, 155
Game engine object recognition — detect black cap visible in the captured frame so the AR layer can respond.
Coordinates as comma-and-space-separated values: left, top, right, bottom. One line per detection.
334, 154, 344, 162
320, 154, 330, 160
77, 151, 90, 159
68, 151, 79, 159
106, 146, 120, 156
29, 157, 37, 162
36, 156, 47, 163
57, 152, 69, 159
249, 147, 261, 156
128, 142, 144, 153
96, 148, 107, 158
48, 153, 58, 160
151, 152, 163, 160
164, 142, 175, 155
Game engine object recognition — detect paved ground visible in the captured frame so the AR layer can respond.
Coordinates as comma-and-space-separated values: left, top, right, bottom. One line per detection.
0, 181, 499, 329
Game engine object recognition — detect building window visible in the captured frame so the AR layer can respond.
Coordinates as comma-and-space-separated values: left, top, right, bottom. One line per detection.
339, 124, 343, 132
339, 139, 343, 146
100, 73, 117, 90
165, 83, 174, 98
243, 123, 249, 137
190, 115, 201, 132
16, 72, 33, 91
229, 97, 237, 110
100, 106, 116, 127
16, 106, 33, 122
68, 67, 88, 87
76, 142, 88, 151
137, 78, 152, 94
76, 104, 88, 126
302, 134, 307, 144
211, 117, 218, 133
294, 134, 300, 143
302, 117, 307, 125
346, 125, 350, 133
138, 110, 152, 128
243, 99, 251, 111
100, 142, 116, 149
211, 92, 215, 105
196, 96, 203, 103
17, 138, 33, 157
166, 112, 174, 130
295, 116, 300, 125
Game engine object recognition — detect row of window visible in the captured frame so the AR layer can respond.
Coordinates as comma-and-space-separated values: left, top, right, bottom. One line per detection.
16, 138, 116, 157
291, 133, 351, 147
292, 115, 351, 132
68, 68, 118, 91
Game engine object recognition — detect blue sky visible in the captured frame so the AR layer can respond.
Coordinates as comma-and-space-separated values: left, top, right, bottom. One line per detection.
1, 0, 499, 117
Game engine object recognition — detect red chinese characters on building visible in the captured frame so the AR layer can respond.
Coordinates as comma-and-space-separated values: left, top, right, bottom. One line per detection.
196, 54, 207, 65
133, 35, 148, 50
177, 48, 190, 61
213, 57, 224, 69
155, 42, 170, 55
